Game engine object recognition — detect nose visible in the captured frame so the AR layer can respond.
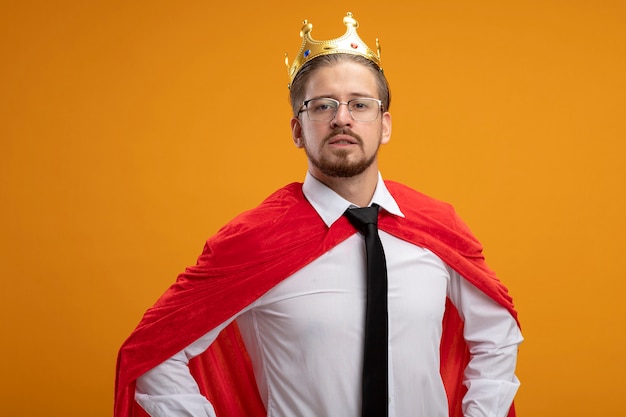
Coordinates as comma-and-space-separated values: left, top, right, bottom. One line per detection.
331, 102, 353, 127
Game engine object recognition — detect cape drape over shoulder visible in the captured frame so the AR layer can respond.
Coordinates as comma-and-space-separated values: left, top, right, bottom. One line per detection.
115, 181, 519, 417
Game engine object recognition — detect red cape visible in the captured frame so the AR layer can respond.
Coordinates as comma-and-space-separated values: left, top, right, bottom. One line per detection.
115, 181, 519, 417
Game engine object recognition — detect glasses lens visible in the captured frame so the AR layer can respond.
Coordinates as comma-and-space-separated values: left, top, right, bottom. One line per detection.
306, 98, 338, 121
348, 99, 380, 122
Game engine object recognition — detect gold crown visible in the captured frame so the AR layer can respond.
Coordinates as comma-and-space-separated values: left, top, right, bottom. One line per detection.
285, 12, 382, 88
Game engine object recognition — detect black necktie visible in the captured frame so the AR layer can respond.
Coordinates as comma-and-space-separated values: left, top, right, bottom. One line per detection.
344, 205, 388, 417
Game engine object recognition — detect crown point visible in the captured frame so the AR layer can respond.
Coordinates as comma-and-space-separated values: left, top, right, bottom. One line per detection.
300, 21, 312, 38
343, 12, 358, 29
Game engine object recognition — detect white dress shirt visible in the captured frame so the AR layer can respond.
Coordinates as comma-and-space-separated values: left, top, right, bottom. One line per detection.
135, 172, 523, 417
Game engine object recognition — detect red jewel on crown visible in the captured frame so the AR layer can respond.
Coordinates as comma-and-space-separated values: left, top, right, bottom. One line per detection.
351, 43, 358, 49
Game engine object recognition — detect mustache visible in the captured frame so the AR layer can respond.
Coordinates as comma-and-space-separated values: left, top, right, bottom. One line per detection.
322, 128, 363, 145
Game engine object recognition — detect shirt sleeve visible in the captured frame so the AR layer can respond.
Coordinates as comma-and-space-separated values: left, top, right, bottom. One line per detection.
446, 267, 524, 417
134, 316, 237, 417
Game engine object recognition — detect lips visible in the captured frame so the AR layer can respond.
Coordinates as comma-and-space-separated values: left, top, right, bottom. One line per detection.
328, 135, 358, 145
325, 129, 361, 146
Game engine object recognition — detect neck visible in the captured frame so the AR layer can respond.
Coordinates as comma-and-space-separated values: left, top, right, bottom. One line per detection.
310, 167, 379, 207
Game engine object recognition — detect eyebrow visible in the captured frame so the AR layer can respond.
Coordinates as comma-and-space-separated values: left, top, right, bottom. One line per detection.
307, 93, 378, 101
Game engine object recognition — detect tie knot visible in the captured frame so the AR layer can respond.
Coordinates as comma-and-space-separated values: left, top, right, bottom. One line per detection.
344, 205, 379, 230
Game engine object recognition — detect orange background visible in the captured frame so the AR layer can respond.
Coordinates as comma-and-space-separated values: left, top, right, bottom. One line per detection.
1, 1, 625, 416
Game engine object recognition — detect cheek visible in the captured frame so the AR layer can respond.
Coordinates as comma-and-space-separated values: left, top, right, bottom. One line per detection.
366, 128, 384, 148
301, 128, 323, 148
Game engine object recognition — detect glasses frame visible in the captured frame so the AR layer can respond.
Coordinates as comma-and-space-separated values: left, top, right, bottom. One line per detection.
298, 97, 384, 122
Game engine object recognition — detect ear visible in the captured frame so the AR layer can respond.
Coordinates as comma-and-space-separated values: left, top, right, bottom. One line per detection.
291, 117, 304, 148
380, 111, 392, 145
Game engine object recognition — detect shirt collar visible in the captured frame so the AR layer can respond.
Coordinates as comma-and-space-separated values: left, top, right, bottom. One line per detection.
302, 171, 405, 227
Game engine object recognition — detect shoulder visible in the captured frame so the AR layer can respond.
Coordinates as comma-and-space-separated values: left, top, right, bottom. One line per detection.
382, 180, 481, 250
384, 180, 457, 219
200, 182, 329, 268
250, 182, 306, 213
211, 182, 312, 241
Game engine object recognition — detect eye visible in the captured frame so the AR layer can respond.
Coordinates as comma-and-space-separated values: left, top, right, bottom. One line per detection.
310, 99, 337, 113
351, 100, 372, 111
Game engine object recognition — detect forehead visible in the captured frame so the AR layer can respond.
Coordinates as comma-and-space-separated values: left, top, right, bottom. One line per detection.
304, 61, 379, 99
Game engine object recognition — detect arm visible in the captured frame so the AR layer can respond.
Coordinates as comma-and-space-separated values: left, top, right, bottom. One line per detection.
134, 318, 236, 417
447, 268, 523, 417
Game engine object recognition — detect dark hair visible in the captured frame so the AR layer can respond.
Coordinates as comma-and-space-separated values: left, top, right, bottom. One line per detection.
289, 54, 391, 117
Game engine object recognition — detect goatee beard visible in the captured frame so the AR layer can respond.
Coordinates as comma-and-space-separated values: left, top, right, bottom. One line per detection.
303, 129, 379, 178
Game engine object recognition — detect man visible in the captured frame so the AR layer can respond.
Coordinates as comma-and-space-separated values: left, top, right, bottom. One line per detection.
115, 12, 522, 417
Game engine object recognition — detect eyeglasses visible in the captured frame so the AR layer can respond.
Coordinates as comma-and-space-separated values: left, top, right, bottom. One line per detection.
298, 97, 383, 122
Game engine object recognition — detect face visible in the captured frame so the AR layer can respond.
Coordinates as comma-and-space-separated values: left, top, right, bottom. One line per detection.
290, 61, 392, 180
